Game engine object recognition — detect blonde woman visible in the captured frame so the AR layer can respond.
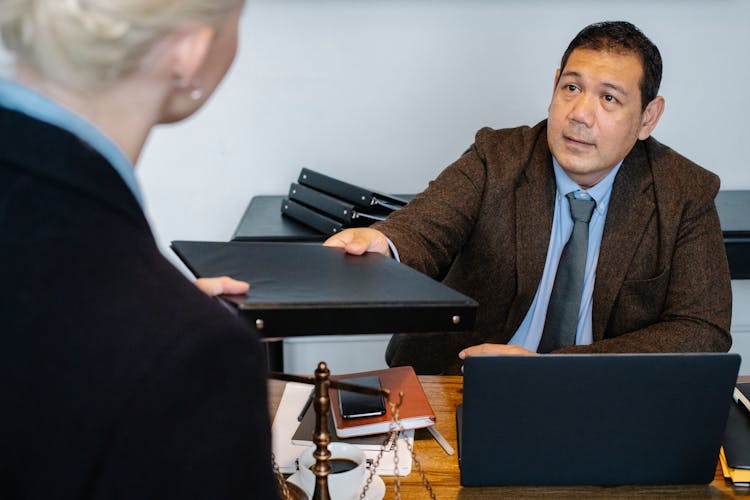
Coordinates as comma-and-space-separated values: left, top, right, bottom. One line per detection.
0, 1, 277, 497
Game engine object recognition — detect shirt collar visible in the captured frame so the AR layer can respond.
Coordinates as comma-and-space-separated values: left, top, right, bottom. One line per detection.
551, 156, 622, 215
0, 78, 144, 207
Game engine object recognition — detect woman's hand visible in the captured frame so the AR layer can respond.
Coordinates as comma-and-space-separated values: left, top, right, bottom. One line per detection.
194, 276, 249, 297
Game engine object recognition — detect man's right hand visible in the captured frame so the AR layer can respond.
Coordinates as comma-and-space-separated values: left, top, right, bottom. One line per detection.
323, 228, 392, 257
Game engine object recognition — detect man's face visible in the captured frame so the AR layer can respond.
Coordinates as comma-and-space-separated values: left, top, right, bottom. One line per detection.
547, 48, 661, 188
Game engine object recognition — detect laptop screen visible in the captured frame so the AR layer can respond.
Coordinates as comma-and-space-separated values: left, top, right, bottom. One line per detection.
458, 353, 740, 486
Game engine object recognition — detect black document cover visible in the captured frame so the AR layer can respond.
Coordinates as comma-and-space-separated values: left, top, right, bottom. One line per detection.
298, 167, 408, 211
171, 240, 477, 337
724, 383, 750, 470
288, 183, 387, 226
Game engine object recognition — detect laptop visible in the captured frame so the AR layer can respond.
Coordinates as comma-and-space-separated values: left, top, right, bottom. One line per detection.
457, 353, 740, 486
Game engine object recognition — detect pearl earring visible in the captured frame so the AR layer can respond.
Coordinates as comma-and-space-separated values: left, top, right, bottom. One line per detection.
189, 79, 203, 101
173, 77, 203, 101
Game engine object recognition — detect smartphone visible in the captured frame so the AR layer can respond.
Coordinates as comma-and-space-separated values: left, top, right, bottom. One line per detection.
338, 375, 386, 419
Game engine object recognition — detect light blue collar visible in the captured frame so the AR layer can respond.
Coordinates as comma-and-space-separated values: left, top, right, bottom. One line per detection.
552, 156, 622, 215
0, 78, 144, 207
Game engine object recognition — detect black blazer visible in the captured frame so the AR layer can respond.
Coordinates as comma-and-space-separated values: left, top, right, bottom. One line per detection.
0, 107, 277, 498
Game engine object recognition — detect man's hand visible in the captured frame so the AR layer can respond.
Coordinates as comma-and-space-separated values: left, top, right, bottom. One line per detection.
324, 228, 392, 257
459, 343, 536, 359
194, 276, 250, 297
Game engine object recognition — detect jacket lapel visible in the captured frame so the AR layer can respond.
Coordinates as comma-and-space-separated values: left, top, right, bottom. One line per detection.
505, 140, 556, 334
591, 142, 655, 340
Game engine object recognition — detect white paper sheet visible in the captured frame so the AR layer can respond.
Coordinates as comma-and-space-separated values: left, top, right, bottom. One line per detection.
271, 382, 413, 476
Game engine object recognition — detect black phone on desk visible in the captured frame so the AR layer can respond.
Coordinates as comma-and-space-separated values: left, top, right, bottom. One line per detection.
339, 375, 386, 419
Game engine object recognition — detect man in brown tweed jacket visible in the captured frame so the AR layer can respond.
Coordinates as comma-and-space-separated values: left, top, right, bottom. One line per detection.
326, 21, 732, 375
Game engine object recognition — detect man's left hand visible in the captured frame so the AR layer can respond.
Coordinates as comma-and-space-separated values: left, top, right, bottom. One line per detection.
459, 343, 536, 359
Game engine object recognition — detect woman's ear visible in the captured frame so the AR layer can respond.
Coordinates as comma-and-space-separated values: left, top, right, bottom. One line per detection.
169, 26, 215, 84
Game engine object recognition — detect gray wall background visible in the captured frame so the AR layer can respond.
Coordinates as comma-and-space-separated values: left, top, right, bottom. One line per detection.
136, 0, 750, 257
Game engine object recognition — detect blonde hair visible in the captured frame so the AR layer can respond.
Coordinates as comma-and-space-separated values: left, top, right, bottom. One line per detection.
0, 0, 242, 91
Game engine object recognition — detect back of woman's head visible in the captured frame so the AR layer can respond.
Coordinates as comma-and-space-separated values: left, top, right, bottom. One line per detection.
0, 0, 242, 91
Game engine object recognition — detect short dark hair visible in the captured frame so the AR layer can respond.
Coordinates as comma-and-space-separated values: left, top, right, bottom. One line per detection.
560, 21, 662, 110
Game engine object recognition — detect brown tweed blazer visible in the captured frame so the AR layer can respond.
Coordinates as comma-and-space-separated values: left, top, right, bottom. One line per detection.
377, 120, 732, 374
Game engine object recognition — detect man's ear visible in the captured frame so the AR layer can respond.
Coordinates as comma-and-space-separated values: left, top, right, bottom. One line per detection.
169, 26, 215, 83
548, 68, 561, 113
637, 96, 665, 140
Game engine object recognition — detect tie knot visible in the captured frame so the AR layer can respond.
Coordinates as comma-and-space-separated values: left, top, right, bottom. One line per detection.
565, 192, 596, 223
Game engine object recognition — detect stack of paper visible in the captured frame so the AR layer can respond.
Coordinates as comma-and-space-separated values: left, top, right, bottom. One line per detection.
271, 382, 413, 476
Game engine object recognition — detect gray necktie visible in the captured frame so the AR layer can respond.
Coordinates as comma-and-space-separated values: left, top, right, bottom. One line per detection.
538, 192, 597, 353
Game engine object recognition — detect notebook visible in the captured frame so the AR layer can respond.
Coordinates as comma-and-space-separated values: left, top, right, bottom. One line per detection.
328, 366, 436, 438
457, 353, 740, 486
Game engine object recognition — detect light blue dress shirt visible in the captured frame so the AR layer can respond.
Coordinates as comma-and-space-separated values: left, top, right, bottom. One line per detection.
509, 157, 621, 350
0, 78, 144, 207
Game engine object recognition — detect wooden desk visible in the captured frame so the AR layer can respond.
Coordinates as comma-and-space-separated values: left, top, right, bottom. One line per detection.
270, 376, 746, 499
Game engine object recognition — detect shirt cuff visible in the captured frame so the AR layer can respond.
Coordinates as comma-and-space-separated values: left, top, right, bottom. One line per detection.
386, 238, 401, 262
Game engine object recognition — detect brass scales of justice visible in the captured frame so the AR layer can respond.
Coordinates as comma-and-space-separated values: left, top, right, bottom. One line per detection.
270, 362, 436, 500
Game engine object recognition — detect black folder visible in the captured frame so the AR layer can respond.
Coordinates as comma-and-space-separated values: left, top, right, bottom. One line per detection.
724, 383, 750, 470
232, 196, 324, 242
280, 198, 345, 236
171, 240, 477, 337
716, 190, 750, 279
292, 401, 390, 449
298, 167, 408, 211
288, 183, 388, 226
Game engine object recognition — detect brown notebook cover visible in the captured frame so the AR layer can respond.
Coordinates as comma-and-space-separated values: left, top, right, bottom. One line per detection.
328, 366, 435, 438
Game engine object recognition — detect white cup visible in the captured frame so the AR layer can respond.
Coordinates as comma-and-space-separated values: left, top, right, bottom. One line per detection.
298, 443, 366, 500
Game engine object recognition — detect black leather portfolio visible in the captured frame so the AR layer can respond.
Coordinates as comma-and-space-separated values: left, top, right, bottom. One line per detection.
171, 240, 477, 337
298, 167, 409, 211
